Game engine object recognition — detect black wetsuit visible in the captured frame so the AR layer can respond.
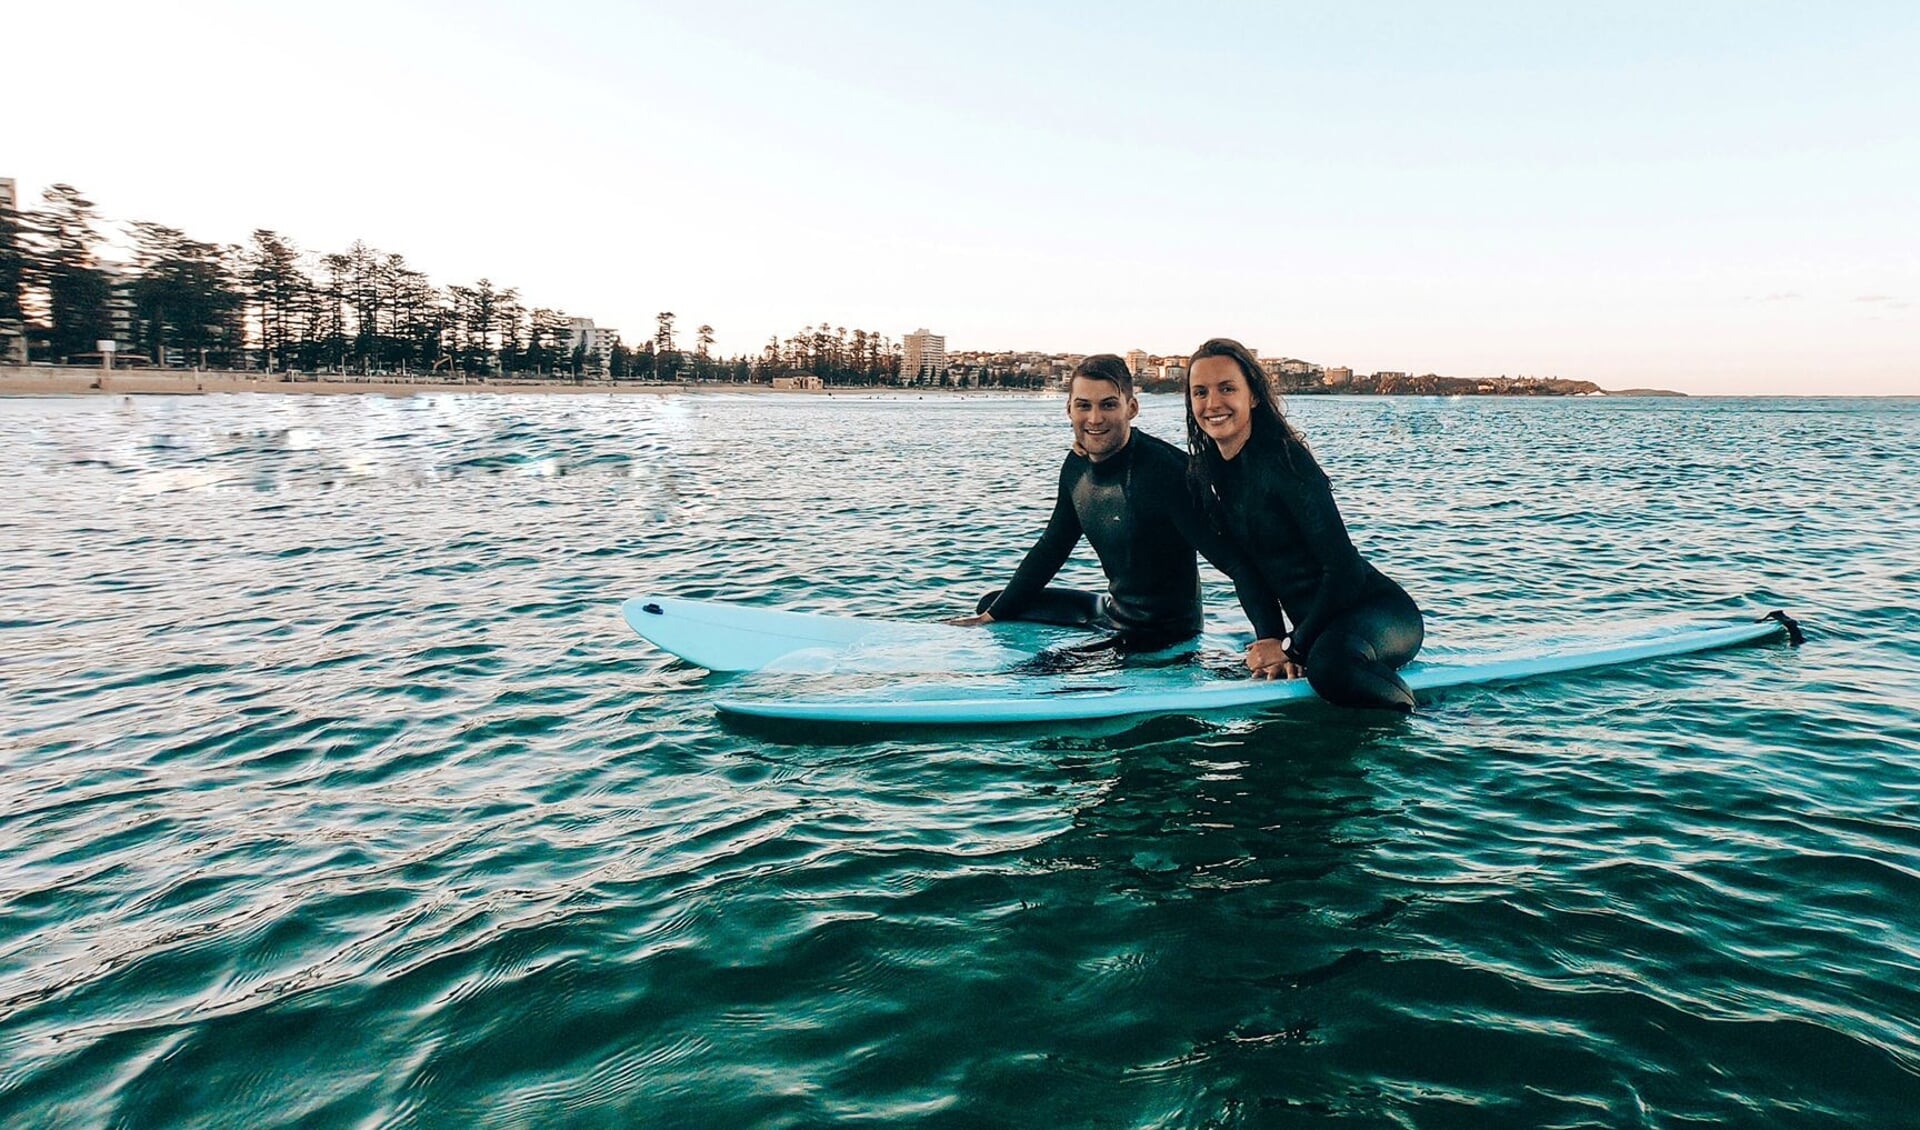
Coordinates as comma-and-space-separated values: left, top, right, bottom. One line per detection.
981, 430, 1287, 650
1213, 426, 1424, 711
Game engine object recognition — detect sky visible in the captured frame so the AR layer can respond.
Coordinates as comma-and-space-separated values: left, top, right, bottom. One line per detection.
7, 0, 1917, 394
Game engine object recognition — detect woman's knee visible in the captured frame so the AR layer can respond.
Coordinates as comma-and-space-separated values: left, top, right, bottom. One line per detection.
1306, 639, 1415, 712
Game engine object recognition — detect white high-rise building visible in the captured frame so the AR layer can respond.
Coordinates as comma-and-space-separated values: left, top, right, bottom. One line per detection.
902, 328, 945, 384
568, 317, 618, 375
104, 265, 140, 351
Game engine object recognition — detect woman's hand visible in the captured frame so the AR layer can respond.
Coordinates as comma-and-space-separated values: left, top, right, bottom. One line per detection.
946, 612, 995, 627
1246, 637, 1304, 681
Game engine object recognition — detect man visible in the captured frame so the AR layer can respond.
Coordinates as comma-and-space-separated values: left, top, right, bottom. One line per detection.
951, 354, 1287, 652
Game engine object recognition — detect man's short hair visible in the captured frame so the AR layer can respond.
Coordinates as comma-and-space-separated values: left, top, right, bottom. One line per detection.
1070, 354, 1135, 400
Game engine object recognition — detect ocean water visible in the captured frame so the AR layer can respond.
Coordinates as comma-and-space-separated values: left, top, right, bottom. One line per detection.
3, 390, 1918, 1128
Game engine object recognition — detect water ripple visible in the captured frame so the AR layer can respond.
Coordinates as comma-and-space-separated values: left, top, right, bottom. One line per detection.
3, 393, 1919, 1126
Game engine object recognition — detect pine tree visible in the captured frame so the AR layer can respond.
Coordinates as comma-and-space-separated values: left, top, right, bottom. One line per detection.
27, 184, 112, 361
0, 192, 26, 342
243, 230, 309, 372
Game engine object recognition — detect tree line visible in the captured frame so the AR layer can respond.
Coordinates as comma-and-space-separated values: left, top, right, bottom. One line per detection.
0, 181, 905, 384
758, 325, 904, 385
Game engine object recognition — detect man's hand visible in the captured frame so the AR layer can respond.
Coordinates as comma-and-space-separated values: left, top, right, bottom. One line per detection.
946, 612, 995, 627
1246, 637, 1304, 681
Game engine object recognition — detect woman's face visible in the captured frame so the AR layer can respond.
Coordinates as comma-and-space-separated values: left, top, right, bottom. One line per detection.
1188, 355, 1256, 456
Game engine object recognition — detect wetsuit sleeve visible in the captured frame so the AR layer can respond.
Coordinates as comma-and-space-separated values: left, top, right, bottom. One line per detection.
1270, 465, 1368, 658
1162, 486, 1288, 641
986, 461, 1083, 621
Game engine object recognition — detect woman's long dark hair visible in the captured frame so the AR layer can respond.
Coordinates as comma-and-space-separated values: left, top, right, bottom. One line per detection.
1184, 337, 1312, 526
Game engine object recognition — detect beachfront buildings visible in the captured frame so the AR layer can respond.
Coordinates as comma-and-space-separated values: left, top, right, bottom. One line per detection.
106, 267, 140, 355
902, 329, 946, 384
944, 349, 1065, 389
568, 318, 618, 375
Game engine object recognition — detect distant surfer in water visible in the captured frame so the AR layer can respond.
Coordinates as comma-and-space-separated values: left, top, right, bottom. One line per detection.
1184, 337, 1424, 710
950, 354, 1288, 654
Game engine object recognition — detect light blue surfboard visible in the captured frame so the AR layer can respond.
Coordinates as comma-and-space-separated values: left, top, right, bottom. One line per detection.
712, 616, 1798, 725
622, 594, 990, 673
623, 594, 1199, 676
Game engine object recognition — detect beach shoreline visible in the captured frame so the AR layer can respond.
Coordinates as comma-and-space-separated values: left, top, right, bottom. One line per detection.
0, 365, 1040, 399
1, 365, 1705, 400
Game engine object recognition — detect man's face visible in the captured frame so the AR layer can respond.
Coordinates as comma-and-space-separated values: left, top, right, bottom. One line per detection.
1066, 375, 1138, 462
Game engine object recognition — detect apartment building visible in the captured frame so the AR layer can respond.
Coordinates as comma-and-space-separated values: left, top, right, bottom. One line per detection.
902, 328, 946, 383
569, 317, 618, 375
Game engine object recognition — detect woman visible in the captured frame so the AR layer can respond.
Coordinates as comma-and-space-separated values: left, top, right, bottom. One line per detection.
1184, 337, 1424, 711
